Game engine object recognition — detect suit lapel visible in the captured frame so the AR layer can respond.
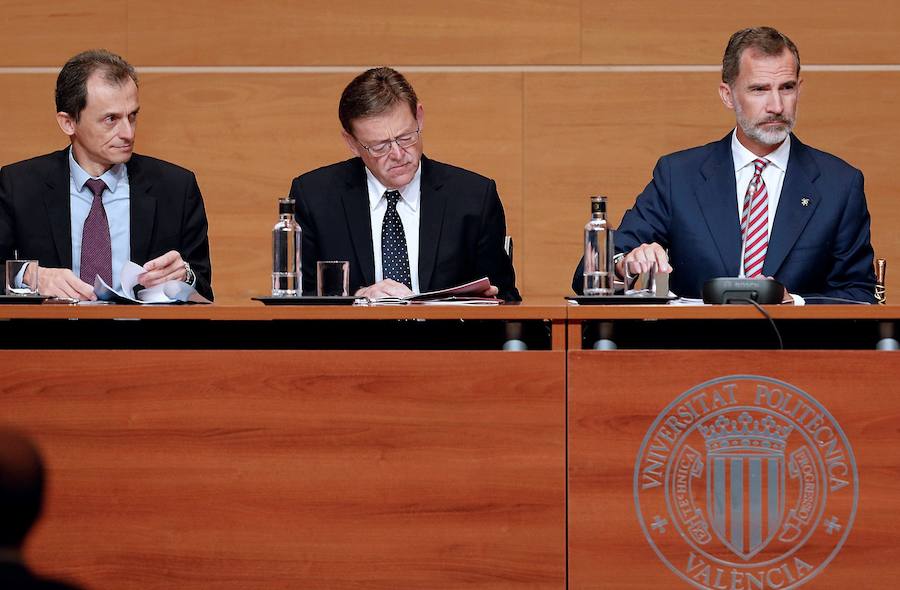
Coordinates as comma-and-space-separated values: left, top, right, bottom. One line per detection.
695, 135, 741, 275
764, 136, 820, 276
42, 149, 73, 267
340, 159, 375, 286
126, 155, 158, 263
417, 156, 446, 292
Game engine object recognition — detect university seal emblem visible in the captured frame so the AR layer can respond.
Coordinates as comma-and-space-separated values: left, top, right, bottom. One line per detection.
634, 376, 857, 589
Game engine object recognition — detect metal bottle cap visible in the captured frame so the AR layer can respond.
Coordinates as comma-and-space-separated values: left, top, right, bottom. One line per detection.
278, 197, 295, 216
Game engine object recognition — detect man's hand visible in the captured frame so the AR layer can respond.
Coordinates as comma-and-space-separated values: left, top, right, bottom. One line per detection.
781, 288, 795, 304
618, 243, 672, 277
355, 279, 414, 299
763, 276, 795, 305
480, 284, 499, 297
139, 251, 186, 287
36, 267, 96, 300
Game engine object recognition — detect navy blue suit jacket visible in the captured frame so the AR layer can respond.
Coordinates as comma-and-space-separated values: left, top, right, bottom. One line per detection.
573, 134, 875, 302
289, 155, 520, 301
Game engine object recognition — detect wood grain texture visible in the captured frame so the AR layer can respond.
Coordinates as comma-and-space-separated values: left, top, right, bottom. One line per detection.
126, 0, 580, 66
523, 72, 734, 296
0, 1, 128, 67
5, 1, 897, 68
523, 71, 900, 298
0, 300, 568, 321
4, 350, 566, 589
565, 304, 900, 321
582, 1, 900, 64
568, 351, 900, 589
0, 302, 896, 322
0, 75, 63, 163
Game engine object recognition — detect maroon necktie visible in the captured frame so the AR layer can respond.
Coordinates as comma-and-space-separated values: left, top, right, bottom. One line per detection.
80, 178, 113, 285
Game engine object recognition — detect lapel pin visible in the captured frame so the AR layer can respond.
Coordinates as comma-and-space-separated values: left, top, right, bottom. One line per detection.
801, 197, 810, 207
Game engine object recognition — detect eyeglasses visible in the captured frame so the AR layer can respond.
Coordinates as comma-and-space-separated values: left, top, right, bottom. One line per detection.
356, 127, 420, 157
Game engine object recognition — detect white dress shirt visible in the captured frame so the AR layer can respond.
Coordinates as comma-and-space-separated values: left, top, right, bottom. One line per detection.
730, 130, 803, 304
365, 162, 422, 293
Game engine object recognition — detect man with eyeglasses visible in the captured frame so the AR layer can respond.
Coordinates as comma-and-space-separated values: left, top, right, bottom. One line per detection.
288, 67, 520, 300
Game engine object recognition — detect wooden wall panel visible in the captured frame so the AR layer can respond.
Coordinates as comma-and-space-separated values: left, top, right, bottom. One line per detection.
135, 73, 346, 303
0, 1, 127, 67
126, 0, 580, 66
523, 72, 900, 298
6, 349, 566, 590
4, 1, 896, 67
0, 75, 61, 162
582, 1, 900, 64
523, 72, 733, 296
569, 351, 900, 588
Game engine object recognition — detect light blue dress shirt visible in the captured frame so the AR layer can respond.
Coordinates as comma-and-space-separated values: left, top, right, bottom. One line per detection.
68, 147, 131, 291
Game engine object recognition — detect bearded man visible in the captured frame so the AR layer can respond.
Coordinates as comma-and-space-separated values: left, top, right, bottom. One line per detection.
573, 26, 875, 304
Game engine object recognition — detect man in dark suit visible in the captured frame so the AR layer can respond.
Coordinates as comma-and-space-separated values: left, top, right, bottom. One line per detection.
0, 50, 212, 301
289, 67, 519, 300
573, 27, 875, 303
0, 429, 86, 590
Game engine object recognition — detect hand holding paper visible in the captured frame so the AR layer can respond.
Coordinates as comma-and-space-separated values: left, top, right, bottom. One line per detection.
94, 261, 209, 304
139, 250, 187, 287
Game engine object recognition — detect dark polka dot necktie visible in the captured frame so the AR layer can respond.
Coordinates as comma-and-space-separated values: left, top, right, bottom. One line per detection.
381, 190, 411, 289
80, 178, 113, 285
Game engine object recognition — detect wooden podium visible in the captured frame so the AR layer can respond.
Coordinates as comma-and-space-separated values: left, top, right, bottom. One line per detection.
1, 302, 898, 589
1, 303, 567, 590
568, 306, 900, 590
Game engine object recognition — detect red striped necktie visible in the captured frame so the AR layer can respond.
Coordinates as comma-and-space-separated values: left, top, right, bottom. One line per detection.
740, 158, 770, 278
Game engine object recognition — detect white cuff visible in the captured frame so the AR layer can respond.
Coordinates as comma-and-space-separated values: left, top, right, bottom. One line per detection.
14, 262, 30, 289
789, 293, 805, 306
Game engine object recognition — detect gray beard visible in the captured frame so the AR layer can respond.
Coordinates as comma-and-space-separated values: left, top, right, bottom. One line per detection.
743, 120, 792, 146
735, 103, 795, 146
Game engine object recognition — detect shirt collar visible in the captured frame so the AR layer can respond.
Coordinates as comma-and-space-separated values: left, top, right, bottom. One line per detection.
68, 146, 127, 194
366, 160, 422, 213
730, 128, 791, 173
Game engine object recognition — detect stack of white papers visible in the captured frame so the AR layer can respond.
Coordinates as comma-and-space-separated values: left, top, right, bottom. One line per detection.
93, 261, 210, 304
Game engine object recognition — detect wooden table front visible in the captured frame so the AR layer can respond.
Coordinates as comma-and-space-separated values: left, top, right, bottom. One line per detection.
569, 349, 900, 590
6, 302, 899, 589
1, 303, 567, 590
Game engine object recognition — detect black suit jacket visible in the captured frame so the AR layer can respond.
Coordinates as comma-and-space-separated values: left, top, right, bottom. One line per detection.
573, 134, 875, 302
289, 156, 520, 300
0, 149, 213, 301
